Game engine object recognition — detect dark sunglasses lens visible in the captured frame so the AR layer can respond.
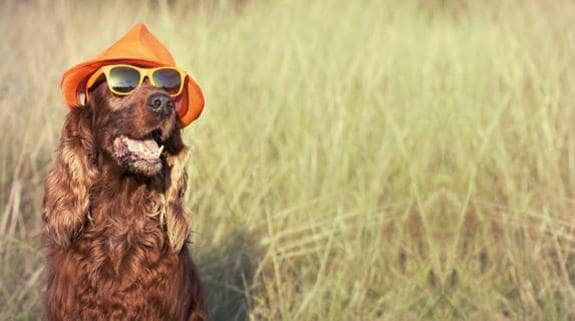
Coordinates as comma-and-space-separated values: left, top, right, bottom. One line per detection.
108, 66, 140, 93
153, 69, 182, 95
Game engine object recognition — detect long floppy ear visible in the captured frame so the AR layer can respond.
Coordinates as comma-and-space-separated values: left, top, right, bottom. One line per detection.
165, 147, 191, 252
42, 108, 98, 247
164, 132, 191, 252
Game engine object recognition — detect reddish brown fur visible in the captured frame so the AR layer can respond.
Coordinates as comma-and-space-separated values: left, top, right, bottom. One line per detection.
42, 80, 208, 321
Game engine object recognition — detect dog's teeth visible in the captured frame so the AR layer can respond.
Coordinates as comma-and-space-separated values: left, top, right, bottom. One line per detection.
158, 145, 164, 155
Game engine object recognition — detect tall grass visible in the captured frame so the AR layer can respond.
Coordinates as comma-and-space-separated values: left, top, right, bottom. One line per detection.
1, 0, 575, 320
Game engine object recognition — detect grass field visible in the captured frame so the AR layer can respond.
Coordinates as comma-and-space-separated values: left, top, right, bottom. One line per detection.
1, 0, 575, 320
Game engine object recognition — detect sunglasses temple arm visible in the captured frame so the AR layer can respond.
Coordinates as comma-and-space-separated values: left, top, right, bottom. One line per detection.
77, 80, 88, 106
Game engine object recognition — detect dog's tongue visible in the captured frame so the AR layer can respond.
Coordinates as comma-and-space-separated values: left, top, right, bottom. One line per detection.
127, 138, 159, 154
114, 136, 164, 161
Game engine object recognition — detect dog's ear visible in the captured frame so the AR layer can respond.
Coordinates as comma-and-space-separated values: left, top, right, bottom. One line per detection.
42, 108, 98, 247
164, 131, 191, 252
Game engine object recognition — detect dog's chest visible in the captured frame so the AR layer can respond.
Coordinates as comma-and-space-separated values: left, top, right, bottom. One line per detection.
80, 201, 172, 276
69, 211, 185, 320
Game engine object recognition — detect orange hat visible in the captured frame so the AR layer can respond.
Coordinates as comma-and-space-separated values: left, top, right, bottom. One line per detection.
60, 23, 204, 127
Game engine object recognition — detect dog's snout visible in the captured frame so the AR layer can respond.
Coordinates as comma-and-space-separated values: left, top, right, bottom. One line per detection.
147, 93, 174, 117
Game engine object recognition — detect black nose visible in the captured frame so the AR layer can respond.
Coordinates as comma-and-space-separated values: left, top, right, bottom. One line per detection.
147, 93, 174, 117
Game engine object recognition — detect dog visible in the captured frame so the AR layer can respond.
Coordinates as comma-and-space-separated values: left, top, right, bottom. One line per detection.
41, 72, 208, 321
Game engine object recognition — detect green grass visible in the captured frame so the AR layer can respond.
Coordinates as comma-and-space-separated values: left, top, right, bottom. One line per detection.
1, 0, 575, 320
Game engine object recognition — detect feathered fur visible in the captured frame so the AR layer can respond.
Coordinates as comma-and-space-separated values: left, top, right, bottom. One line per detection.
42, 81, 208, 321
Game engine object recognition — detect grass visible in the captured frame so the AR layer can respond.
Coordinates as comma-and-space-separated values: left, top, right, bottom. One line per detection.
1, 0, 575, 320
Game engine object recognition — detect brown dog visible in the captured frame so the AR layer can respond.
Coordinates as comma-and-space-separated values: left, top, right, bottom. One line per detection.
41, 78, 208, 321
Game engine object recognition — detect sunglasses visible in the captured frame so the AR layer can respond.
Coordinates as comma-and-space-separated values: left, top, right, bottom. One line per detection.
86, 64, 186, 97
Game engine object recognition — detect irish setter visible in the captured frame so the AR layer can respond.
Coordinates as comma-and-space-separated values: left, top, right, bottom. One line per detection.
41, 78, 208, 321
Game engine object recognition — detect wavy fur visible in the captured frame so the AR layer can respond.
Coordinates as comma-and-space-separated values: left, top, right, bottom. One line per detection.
42, 82, 208, 321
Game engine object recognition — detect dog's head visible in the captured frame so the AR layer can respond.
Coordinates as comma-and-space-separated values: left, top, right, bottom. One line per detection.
42, 70, 192, 249
86, 75, 185, 177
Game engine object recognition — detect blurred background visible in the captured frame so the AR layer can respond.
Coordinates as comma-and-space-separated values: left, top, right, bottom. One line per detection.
2, 0, 575, 320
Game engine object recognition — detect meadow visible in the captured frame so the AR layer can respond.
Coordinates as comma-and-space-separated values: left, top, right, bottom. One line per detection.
1, 0, 575, 320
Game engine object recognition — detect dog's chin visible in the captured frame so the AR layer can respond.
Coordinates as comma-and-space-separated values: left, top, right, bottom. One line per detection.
113, 135, 164, 176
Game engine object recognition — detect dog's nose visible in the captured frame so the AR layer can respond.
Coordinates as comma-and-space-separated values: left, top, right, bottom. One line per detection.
147, 93, 174, 117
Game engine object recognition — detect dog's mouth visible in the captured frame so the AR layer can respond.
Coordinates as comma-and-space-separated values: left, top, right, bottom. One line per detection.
113, 129, 165, 175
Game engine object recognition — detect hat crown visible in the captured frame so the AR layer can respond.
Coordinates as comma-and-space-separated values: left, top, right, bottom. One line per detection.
94, 22, 175, 66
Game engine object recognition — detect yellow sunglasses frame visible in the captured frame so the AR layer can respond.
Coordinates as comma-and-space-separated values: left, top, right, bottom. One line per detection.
86, 64, 186, 98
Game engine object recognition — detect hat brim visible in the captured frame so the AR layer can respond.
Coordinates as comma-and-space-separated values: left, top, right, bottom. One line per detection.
180, 74, 205, 126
